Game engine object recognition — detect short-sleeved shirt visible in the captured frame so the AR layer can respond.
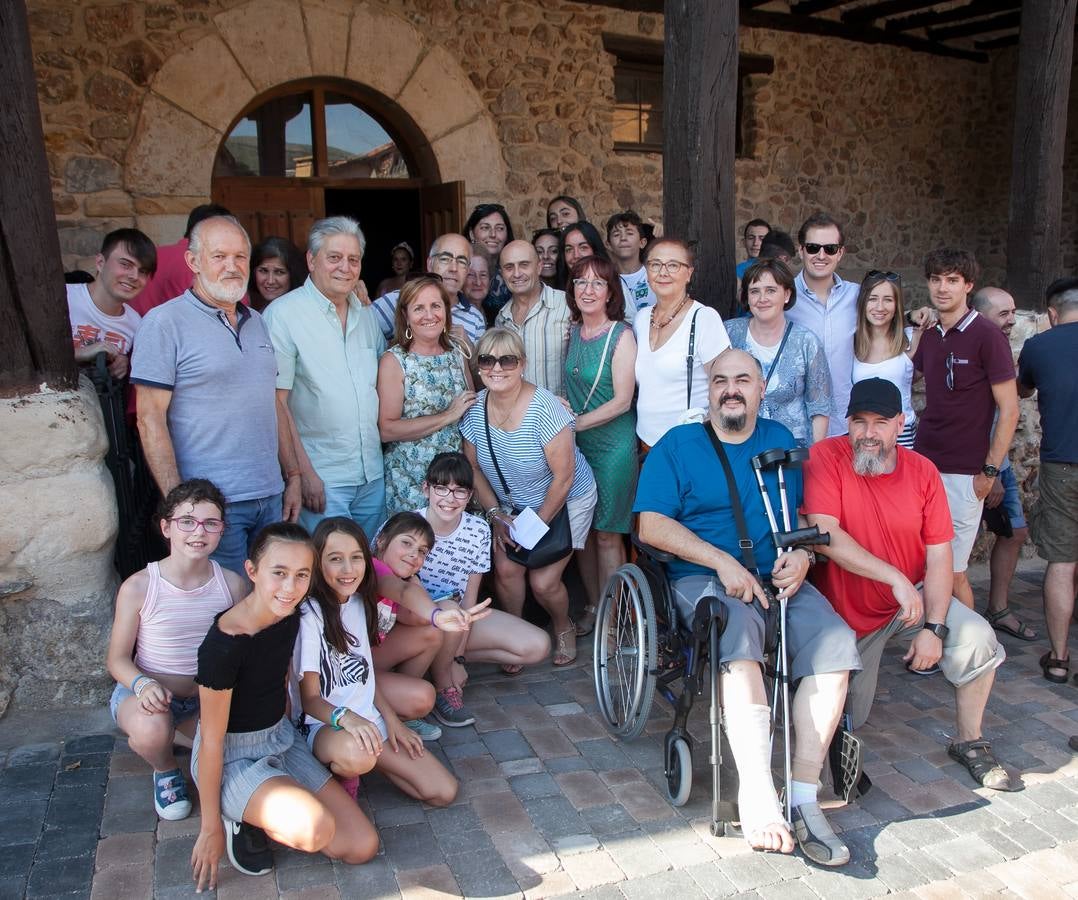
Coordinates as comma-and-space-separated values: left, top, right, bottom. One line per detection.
130, 291, 283, 503
1018, 321, 1078, 463
294, 597, 385, 739
633, 302, 731, 446
372, 289, 486, 344
263, 278, 385, 487
802, 437, 955, 636
414, 508, 491, 598
619, 266, 656, 314
912, 309, 1016, 474
196, 611, 298, 733
494, 285, 572, 396
632, 419, 800, 581
459, 386, 596, 509
67, 284, 142, 356
787, 272, 859, 437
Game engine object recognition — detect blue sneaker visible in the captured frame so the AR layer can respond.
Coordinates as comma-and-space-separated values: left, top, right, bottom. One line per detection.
403, 719, 442, 741
153, 768, 192, 821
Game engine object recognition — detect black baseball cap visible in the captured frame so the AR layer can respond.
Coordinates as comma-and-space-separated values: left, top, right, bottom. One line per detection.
846, 378, 902, 418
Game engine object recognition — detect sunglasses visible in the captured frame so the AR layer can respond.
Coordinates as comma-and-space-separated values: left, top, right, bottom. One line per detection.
477, 354, 522, 371
945, 352, 955, 391
804, 243, 842, 256
866, 270, 901, 283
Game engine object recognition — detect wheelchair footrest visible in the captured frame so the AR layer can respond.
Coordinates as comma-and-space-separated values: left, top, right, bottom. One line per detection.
828, 727, 871, 804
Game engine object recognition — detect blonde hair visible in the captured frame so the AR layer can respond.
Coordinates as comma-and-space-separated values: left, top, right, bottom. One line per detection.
475, 326, 526, 361
854, 275, 907, 361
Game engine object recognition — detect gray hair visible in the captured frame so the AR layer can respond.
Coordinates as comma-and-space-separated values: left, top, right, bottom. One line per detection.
188, 215, 250, 257
308, 216, 366, 258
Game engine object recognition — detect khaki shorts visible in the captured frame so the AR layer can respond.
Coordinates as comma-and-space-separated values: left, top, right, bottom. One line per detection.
939, 472, 984, 573
1030, 461, 1078, 563
846, 596, 1004, 730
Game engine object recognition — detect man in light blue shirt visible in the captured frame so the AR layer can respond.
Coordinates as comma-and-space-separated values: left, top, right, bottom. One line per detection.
785, 212, 860, 437
735, 218, 771, 280
264, 217, 387, 537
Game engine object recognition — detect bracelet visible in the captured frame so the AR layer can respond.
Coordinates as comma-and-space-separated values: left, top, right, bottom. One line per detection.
430, 608, 441, 629
133, 677, 158, 699
453, 655, 467, 666
130, 674, 149, 694
330, 706, 347, 730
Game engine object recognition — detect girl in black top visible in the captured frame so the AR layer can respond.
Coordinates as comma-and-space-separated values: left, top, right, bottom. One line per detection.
190, 523, 377, 892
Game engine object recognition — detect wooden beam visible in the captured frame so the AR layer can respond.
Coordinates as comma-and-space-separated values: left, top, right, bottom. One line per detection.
0, 0, 78, 394
1005, 0, 1077, 310
974, 32, 1020, 49
927, 9, 1020, 40
788, 0, 849, 15
663, 0, 739, 317
886, 0, 1020, 33
742, 8, 988, 61
842, 0, 944, 26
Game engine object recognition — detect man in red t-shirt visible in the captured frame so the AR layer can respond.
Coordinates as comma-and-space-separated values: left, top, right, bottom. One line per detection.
802, 379, 1016, 792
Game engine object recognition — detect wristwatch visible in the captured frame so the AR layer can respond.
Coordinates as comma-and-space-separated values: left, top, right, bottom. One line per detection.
800, 548, 817, 566
923, 622, 949, 640
981, 464, 1000, 478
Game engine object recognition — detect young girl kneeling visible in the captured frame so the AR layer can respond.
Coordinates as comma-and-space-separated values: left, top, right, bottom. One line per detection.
190, 523, 377, 892
106, 479, 247, 821
296, 517, 458, 806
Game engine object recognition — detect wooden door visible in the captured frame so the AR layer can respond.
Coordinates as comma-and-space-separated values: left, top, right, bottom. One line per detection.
212, 179, 323, 250
420, 181, 465, 251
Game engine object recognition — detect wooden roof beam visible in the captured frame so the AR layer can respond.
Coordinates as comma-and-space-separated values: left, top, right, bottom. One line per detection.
843, 0, 946, 26
886, 0, 1020, 33
789, 0, 849, 15
928, 9, 1021, 40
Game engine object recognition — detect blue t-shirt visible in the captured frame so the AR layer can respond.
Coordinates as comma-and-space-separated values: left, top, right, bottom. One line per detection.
632, 418, 801, 580
1018, 321, 1078, 464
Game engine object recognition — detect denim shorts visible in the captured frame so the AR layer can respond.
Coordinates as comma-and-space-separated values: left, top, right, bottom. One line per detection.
998, 465, 1027, 529
109, 683, 200, 725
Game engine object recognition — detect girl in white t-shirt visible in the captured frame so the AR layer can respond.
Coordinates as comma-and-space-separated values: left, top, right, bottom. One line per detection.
295, 517, 458, 806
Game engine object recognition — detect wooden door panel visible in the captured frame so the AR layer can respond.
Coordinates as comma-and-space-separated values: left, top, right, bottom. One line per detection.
212, 179, 322, 249
420, 180, 465, 251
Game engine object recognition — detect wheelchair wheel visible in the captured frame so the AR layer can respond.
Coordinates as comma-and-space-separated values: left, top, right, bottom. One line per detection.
593, 563, 658, 740
666, 737, 692, 806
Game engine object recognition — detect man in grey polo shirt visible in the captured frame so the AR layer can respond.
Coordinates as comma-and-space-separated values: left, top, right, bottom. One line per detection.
264, 216, 387, 537
132, 216, 301, 575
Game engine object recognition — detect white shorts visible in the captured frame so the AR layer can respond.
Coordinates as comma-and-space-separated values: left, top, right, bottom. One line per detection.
939, 472, 984, 573
567, 486, 598, 549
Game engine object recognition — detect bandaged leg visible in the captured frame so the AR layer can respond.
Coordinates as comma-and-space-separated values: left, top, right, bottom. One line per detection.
723, 702, 788, 850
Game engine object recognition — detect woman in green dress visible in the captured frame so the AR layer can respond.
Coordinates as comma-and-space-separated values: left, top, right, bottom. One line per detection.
377, 276, 476, 519
564, 256, 638, 636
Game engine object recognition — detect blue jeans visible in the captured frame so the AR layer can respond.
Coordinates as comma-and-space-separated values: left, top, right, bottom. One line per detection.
212, 492, 284, 576
298, 478, 387, 543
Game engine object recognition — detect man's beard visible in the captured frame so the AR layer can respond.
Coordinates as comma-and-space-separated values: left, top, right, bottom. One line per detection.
718, 411, 748, 432
200, 275, 247, 306
852, 439, 890, 476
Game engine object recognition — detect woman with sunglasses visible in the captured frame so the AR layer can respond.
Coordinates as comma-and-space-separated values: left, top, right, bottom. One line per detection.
634, 238, 731, 450
459, 328, 597, 666
726, 259, 831, 447
464, 203, 515, 322
377, 276, 476, 518
852, 270, 923, 448
563, 257, 638, 636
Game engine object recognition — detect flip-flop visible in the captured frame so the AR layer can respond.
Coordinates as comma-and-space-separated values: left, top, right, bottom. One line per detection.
500, 663, 524, 677
986, 607, 1037, 641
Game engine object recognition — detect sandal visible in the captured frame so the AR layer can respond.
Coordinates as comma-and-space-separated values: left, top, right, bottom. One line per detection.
553, 623, 578, 667
947, 739, 1017, 791
1040, 651, 1070, 684
575, 605, 598, 637
500, 663, 523, 677
986, 606, 1037, 641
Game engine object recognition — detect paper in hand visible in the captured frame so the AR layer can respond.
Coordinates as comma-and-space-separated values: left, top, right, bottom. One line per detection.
509, 506, 549, 550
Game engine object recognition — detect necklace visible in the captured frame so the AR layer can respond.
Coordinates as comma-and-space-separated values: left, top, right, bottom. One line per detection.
580, 319, 613, 341
650, 294, 690, 330
489, 389, 523, 430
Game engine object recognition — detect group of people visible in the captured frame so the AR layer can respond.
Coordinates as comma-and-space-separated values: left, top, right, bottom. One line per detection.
65, 194, 1078, 883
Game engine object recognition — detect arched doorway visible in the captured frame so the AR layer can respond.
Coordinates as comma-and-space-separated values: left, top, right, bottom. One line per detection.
211, 77, 464, 293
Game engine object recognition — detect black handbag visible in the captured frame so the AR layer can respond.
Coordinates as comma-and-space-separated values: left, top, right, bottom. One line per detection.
483, 396, 573, 569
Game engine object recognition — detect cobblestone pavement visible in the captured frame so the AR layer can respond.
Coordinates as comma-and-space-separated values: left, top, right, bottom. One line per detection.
3, 559, 1078, 900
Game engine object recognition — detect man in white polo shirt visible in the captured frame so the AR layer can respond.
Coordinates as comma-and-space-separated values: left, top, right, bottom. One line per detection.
264, 216, 387, 537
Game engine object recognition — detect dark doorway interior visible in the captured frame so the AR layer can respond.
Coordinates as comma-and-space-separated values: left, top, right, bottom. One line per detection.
325, 187, 421, 296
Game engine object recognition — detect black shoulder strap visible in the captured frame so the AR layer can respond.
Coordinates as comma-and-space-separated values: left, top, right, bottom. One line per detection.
685, 308, 701, 409
483, 394, 513, 502
700, 423, 757, 573
763, 321, 793, 389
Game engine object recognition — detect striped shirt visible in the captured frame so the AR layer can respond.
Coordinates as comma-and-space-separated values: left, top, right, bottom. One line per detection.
372, 289, 487, 344
460, 386, 595, 509
494, 285, 572, 397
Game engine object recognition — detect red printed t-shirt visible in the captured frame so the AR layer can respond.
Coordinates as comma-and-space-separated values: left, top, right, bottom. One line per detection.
801, 437, 954, 637
911, 309, 1015, 475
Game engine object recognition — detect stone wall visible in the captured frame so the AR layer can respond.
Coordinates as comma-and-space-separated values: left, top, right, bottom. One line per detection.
0, 380, 118, 715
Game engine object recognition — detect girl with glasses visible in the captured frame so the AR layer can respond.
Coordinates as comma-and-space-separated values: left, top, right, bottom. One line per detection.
105, 479, 248, 823
852, 271, 923, 448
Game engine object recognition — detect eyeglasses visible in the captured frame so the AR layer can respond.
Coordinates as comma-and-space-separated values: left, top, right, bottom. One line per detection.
803, 243, 842, 256
572, 278, 608, 292
431, 252, 470, 269
645, 259, 690, 274
431, 484, 472, 500
866, 270, 901, 283
477, 354, 522, 371
170, 516, 224, 534
945, 352, 955, 391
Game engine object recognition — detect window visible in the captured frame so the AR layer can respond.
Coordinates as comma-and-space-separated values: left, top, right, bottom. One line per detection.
214, 87, 411, 179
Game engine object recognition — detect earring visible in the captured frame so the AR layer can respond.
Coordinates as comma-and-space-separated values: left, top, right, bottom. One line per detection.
405, 326, 413, 340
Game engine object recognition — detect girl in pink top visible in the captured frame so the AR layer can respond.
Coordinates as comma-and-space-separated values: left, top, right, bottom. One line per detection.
106, 479, 247, 821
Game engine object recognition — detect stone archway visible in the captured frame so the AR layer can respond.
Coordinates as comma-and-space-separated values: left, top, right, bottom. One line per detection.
124, 0, 505, 238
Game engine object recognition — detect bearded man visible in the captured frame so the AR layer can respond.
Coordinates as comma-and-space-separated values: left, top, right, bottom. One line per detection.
802, 378, 1017, 792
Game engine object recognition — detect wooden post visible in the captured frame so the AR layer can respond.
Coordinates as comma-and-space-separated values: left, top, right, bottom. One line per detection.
0, 0, 77, 395
663, 0, 739, 317
1005, 0, 1076, 310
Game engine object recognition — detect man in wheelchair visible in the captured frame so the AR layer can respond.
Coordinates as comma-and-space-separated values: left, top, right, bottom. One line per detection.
803, 378, 1017, 792
634, 349, 861, 865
